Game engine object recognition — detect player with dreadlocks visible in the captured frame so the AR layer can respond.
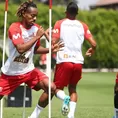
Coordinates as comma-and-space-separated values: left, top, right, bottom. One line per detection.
0, 1, 63, 118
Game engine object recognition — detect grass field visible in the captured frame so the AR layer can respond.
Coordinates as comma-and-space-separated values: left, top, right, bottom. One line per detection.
2, 72, 116, 118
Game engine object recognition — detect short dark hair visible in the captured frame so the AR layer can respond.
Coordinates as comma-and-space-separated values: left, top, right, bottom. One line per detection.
66, 2, 78, 15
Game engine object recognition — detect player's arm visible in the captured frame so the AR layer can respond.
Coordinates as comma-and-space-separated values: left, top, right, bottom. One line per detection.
83, 23, 97, 57
35, 21, 63, 54
34, 45, 49, 54
86, 36, 96, 57
44, 28, 49, 42
34, 41, 64, 54
15, 27, 44, 54
44, 28, 60, 44
9, 24, 45, 54
44, 20, 61, 43
51, 21, 61, 45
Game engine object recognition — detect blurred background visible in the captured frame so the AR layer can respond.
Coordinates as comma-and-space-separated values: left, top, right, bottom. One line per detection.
0, 0, 118, 118
0, 0, 118, 70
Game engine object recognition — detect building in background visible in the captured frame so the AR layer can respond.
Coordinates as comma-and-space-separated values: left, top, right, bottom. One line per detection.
77, 0, 98, 10
90, 0, 118, 10
40, 0, 99, 10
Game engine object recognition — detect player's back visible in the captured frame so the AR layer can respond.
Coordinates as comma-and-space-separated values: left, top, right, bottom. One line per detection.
60, 19, 84, 49
56, 19, 85, 64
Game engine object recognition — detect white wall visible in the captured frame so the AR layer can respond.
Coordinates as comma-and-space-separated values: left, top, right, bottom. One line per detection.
77, 0, 99, 10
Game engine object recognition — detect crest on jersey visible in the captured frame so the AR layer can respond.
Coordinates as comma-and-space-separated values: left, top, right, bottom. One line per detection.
13, 33, 21, 40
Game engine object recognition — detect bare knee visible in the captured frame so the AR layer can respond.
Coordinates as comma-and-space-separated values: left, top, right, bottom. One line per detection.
51, 82, 56, 94
39, 79, 56, 94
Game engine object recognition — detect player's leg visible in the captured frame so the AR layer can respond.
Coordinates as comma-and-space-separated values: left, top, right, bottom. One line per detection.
54, 62, 72, 101
0, 73, 22, 98
27, 68, 56, 118
67, 85, 77, 118
113, 73, 118, 118
54, 63, 73, 116
67, 63, 82, 118
29, 79, 56, 118
55, 88, 70, 116
35, 77, 56, 107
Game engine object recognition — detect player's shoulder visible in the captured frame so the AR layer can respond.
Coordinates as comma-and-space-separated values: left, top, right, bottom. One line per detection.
57, 18, 67, 23
9, 22, 21, 30
78, 20, 89, 28
55, 19, 66, 26
10, 22, 21, 27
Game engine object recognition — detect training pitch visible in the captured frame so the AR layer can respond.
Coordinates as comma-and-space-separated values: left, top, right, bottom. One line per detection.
2, 72, 115, 118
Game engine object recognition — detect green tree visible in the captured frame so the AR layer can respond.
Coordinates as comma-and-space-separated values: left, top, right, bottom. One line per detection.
0, 4, 118, 68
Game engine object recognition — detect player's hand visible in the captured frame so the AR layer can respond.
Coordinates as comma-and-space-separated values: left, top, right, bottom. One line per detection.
36, 26, 45, 38
44, 28, 50, 41
45, 28, 49, 35
45, 27, 53, 35
85, 47, 95, 57
44, 28, 53, 41
51, 41, 64, 53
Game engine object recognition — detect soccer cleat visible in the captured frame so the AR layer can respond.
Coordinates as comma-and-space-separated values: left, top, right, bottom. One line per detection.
61, 95, 70, 116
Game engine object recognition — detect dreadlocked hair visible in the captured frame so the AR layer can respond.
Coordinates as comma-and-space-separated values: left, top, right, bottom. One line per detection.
16, 0, 37, 17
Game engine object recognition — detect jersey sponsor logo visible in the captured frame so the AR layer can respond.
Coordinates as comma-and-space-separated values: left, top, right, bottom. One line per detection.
14, 53, 29, 63
13, 33, 21, 40
53, 29, 59, 34
64, 54, 68, 58
63, 54, 76, 59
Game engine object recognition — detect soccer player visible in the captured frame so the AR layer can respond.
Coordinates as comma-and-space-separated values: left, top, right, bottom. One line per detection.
52, 2, 97, 118
0, 1, 63, 118
113, 73, 118, 118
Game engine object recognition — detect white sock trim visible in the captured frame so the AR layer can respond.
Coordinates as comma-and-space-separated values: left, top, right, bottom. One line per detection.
29, 104, 44, 118
37, 104, 44, 110
56, 90, 66, 100
70, 101, 76, 106
69, 101, 77, 114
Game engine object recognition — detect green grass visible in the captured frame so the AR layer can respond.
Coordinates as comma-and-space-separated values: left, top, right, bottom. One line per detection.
2, 72, 116, 118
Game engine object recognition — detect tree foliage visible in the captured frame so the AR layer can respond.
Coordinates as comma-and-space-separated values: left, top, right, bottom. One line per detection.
0, 3, 118, 68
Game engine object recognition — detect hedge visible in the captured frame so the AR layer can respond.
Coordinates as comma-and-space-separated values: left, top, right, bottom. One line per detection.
0, 3, 118, 68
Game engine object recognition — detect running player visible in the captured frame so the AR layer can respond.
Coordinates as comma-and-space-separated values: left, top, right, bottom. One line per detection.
52, 2, 97, 118
0, 1, 63, 118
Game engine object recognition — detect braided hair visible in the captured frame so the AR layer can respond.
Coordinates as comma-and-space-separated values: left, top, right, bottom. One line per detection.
16, 0, 37, 17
